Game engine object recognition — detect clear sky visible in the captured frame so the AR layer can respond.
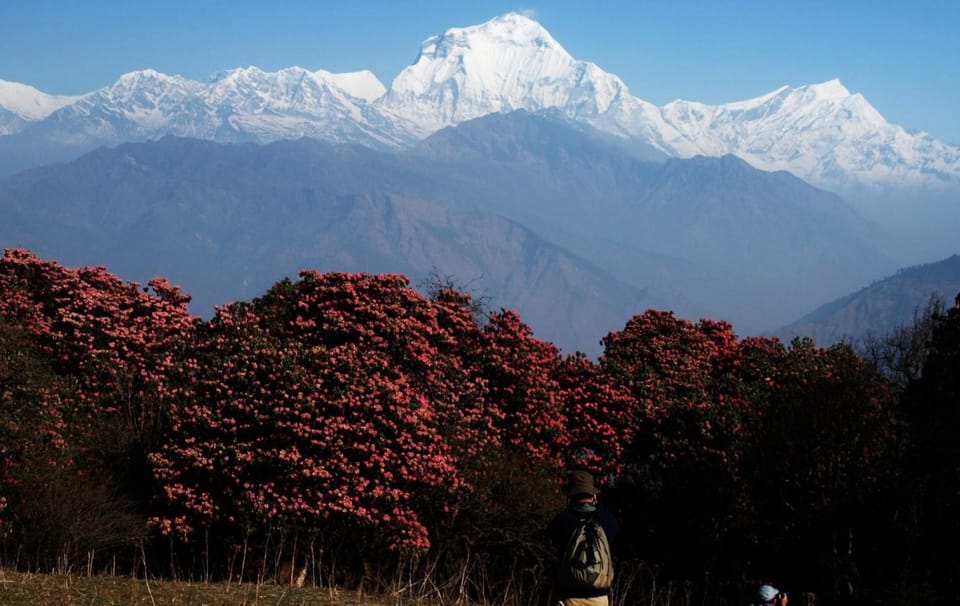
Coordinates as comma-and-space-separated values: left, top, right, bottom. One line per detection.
2, 0, 958, 145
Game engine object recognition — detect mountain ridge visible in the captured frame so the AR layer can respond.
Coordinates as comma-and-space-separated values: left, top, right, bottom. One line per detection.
775, 254, 960, 345
0, 114, 899, 351
2, 13, 958, 191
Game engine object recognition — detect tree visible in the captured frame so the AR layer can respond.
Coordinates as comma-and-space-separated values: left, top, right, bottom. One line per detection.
899, 293, 960, 603
599, 311, 755, 577
741, 338, 897, 600
858, 294, 946, 392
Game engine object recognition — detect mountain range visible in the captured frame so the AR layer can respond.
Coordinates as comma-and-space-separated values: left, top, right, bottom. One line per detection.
2, 13, 959, 194
1, 12, 958, 353
0, 114, 897, 355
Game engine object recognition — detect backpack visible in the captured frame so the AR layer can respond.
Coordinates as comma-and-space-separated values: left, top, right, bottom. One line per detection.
558, 512, 613, 590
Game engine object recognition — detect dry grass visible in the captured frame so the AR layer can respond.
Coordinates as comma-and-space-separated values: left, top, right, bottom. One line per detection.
0, 569, 450, 606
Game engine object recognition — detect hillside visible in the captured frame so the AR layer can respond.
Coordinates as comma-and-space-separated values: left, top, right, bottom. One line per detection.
775, 254, 960, 345
1, 115, 897, 351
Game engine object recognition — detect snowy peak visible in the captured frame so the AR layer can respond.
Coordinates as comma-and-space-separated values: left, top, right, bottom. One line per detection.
380, 13, 631, 134
797, 77, 851, 101
100, 69, 197, 105
320, 70, 386, 102
113, 68, 190, 88
444, 12, 568, 53
655, 78, 957, 187
1, 13, 959, 190
716, 78, 850, 111
0, 79, 83, 118
0, 78, 83, 134
28, 65, 400, 148
207, 66, 385, 102
412, 12, 572, 72
718, 79, 878, 128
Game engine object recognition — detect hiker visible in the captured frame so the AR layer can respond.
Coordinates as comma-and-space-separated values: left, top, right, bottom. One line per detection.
546, 470, 619, 606
752, 584, 788, 606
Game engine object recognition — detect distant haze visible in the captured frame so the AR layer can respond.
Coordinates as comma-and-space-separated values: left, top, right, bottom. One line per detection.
0, 120, 899, 356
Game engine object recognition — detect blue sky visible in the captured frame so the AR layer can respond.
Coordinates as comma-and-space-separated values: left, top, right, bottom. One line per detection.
2, 0, 958, 145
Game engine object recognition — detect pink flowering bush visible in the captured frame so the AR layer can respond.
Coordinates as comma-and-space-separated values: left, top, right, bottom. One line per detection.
475, 310, 565, 463
598, 311, 759, 575
555, 352, 639, 478
0, 249, 913, 602
0, 249, 196, 566
0, 249, 196, 451
601, 311, 755, 485
151, 272, 518, 553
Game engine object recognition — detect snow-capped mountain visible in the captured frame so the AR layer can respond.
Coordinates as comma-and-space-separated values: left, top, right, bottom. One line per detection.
378, 13, 660, 137
12, 66, 405, 150
198, 66, 400, 146
375, 13, 960, 190
0, 79, 82, 135
658, 79, 960, 189
2, 12, 959, 191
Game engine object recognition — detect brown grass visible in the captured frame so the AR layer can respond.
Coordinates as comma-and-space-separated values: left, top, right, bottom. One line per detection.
0, 569, 450, 606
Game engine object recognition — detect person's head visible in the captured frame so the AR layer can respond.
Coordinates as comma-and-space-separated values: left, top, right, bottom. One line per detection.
756, 584, 787, 606
562, 470, 600, 504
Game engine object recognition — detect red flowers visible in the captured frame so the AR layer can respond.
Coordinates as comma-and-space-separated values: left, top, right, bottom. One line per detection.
0, 249, 898, 564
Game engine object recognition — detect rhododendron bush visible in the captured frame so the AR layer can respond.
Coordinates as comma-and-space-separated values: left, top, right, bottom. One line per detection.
0, 322, 63, 530
0, 249, 196, 450
0, 249, 196, 563
602, 311, 753, 474
555, 353, 638, 477
0, 250, 630, 565
1, 249, 928, 603
151, 272, 578, 552
597, 311, 897, 592
598, 310, 761, 574
475, 310, 564, 463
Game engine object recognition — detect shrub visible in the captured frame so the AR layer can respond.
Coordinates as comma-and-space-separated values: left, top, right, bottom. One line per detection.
0, 249, 196, 570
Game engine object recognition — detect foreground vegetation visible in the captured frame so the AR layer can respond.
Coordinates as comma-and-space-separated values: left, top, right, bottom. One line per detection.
0, 569, 437, 606
1, 248, 959, 605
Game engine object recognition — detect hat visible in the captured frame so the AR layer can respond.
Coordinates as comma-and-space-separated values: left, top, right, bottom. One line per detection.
563, 470, 600, 496
757, 585, 780, 603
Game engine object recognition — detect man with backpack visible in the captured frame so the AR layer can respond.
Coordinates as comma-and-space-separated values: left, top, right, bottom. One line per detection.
546, 470, 620, 606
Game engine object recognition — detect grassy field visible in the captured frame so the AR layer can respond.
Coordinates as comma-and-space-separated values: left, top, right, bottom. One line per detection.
0, 570, 447, 606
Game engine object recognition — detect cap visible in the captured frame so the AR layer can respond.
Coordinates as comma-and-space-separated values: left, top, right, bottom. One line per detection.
757, 585, 780, 603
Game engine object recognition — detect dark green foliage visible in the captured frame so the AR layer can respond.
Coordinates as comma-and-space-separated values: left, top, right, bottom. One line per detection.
898, 295, 960, 604
740, 340, 898, 601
